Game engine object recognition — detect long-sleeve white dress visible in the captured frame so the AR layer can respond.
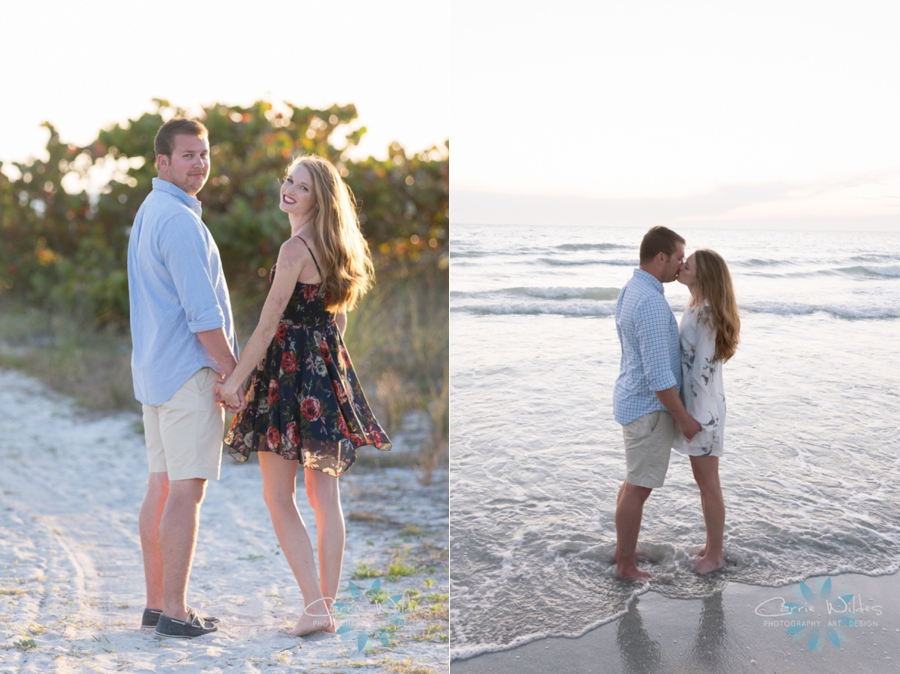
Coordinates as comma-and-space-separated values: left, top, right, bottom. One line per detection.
672, 301, 725, 457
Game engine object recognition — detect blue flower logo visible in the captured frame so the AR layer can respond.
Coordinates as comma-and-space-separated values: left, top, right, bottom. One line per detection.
783, 577, 858, 652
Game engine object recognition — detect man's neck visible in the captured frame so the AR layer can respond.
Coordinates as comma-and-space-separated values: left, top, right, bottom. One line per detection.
638, 264, 664, 283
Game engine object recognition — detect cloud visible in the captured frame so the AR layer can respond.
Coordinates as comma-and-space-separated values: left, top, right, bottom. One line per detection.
452, 170, 900, 231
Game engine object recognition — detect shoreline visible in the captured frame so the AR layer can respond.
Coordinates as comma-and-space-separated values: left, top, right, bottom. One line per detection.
450, 571, 900, 673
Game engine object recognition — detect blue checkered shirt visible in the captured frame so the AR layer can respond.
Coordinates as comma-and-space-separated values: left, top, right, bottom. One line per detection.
613, 269, 682, 425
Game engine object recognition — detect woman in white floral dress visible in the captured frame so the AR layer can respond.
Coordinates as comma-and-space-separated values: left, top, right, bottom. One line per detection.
673, 249, 740, 574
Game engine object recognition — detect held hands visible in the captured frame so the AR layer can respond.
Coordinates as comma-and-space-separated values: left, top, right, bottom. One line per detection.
215, 376, 247, 414
654, 388, 702, 442
679, 416, 702, 443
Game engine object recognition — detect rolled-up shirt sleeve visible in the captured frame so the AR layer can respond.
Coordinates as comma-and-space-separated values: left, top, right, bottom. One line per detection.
634, 296, 678, 392
158, 215, 226, 333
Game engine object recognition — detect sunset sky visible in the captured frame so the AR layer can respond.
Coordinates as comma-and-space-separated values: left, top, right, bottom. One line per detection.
451, 1, 900, 230
0, 0, 448, 170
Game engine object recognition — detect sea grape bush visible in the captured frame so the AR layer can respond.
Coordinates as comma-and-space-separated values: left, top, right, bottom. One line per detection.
0, 99, 448, 323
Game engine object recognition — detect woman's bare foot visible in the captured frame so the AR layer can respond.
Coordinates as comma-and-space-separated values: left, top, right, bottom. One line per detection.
693, 554, 724, 575
287, 611, 335, 637
286, 598, 336, 636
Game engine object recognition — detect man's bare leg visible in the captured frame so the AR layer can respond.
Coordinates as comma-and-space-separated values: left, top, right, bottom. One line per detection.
615, 482, 653, 581
613, 482, 650, 564
690, 456, 725, 574
159, 478, 207, 620
139, 472, 169, 610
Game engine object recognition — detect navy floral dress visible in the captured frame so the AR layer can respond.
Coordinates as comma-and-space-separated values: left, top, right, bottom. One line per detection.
224, 237, 391, 476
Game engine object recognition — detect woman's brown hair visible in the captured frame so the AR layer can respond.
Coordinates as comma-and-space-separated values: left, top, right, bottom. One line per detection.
691, 249, 740, 363
286, 155, 373, 312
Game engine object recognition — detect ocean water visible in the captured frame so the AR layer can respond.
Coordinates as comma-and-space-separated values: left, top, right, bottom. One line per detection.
449, 224, 900, 660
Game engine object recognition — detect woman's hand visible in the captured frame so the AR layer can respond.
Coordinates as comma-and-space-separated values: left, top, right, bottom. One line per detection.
216, 378, 247, 413
218, 237, 309, 413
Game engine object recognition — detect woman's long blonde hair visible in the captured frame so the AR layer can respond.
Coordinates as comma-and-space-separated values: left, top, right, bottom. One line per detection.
691, 249, 740, 363
287, 155, 373, 312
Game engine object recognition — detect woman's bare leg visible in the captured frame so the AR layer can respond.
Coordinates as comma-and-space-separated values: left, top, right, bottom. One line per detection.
305, 466, 344, 625
697, 490, 710, 557
690, 455, 725, 574
258, 452, 333, 635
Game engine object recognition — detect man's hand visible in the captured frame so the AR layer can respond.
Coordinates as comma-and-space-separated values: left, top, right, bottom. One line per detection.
654, 386, 702, 442
215, 378, 247, 414
679, 416, 702, 442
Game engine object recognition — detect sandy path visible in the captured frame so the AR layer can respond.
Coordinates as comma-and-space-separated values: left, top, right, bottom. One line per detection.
0, 369, 448, 673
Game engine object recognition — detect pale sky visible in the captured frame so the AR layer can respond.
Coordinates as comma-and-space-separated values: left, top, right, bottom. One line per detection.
451, 1, 900, 230
0, 0, 447, 170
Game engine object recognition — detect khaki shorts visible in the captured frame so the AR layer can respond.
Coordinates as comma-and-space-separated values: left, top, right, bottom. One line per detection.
622, 410, 676, 489
143, 368, 224, 481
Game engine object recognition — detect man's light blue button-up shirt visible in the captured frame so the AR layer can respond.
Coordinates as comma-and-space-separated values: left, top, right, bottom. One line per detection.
128, 178, 238, 406
613, 269, 682, 425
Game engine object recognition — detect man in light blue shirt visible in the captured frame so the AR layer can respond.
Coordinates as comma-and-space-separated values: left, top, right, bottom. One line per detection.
613, 226, 701, 582
128, 118, 240, 638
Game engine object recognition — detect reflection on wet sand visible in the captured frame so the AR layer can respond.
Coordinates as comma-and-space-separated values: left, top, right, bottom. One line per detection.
616, 596, 663, 673
450, 572, 900, 673
691, 592, 727, 671
616, 591, 728, 674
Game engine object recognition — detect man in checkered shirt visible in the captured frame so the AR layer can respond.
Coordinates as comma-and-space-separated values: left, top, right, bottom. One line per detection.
613, 226, 702, 582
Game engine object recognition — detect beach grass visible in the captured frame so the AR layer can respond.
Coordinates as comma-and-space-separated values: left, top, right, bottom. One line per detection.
387, 546, 417, 581
0, 299, 137, 413
351, 563, 384, 580
0, 262, 447, 479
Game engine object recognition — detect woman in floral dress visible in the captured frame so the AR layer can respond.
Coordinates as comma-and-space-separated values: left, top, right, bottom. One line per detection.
673, 249, 740, 574
217, 155, 390, 635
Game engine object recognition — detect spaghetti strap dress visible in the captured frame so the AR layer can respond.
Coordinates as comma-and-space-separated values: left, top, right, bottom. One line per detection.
223, 236, 391, 476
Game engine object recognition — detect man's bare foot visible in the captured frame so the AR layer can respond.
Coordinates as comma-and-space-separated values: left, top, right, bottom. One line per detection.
693, 554, 724, 575
287, 611, 335, 637
616, 564, 652, 582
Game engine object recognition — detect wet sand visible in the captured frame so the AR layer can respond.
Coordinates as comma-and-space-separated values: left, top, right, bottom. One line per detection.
451, 571, 900, 673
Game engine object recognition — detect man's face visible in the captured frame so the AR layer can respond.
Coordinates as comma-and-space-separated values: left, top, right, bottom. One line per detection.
158, 134, 210, 196
662, 242, 686, 283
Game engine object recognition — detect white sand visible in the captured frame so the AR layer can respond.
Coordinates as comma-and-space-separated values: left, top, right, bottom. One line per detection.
0, 369, 448, 673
